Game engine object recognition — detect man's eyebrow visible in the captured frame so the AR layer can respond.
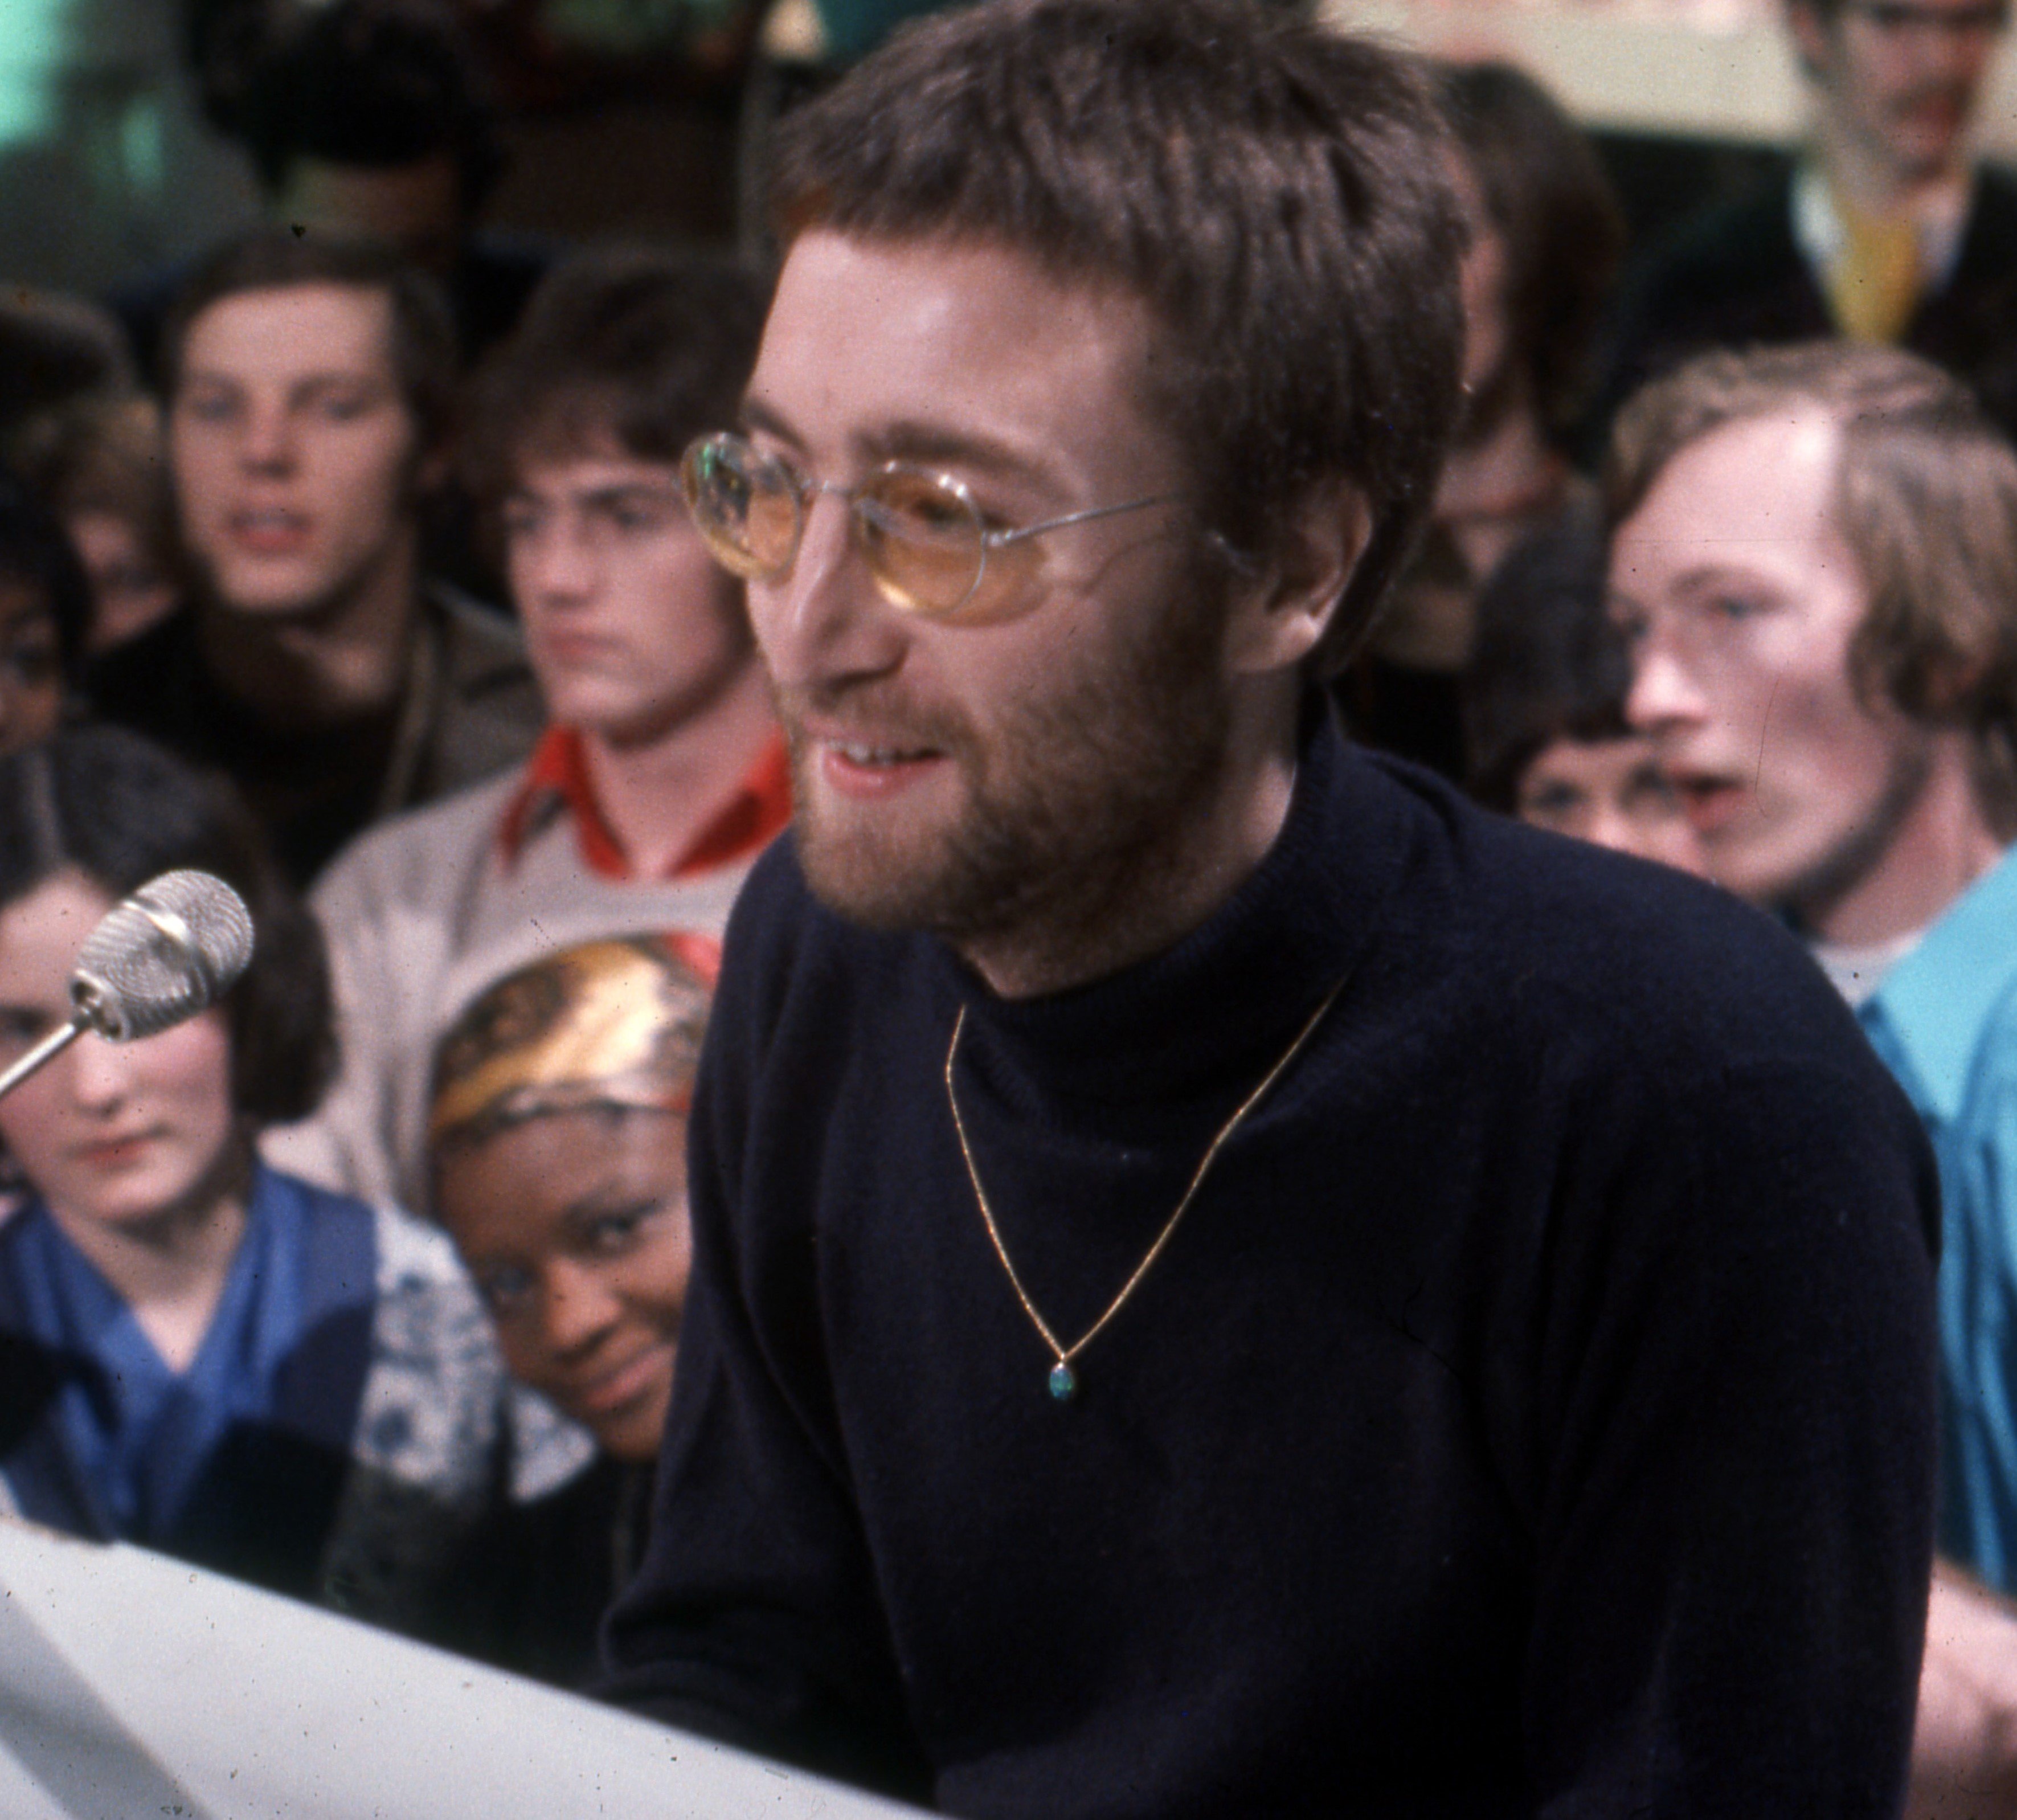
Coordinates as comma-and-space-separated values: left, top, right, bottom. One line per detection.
858, 420, 1051, 486
738, 398, 800, 445
737, 401, 1052, 487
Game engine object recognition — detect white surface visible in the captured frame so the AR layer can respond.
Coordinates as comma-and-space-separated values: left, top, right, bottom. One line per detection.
0, 1513, 915, 1819
1322, 0, 2017, 157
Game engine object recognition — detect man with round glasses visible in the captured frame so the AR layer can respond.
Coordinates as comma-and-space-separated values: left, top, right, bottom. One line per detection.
1595, 0, 2017, 437
602, 2, 1941, 1811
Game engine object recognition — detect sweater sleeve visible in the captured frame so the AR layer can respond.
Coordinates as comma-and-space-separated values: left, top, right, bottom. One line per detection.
596, 857, 932, 1800
1517, 1050, 1940, 1819
259, 833, 407, 1207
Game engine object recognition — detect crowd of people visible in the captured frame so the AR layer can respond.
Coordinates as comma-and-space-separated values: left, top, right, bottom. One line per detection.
1, 0, 2016, 1812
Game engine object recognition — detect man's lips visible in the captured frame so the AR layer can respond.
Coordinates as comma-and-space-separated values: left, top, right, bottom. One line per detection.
224, 507, 310, 555
1669, 773, 1749, 836
565, 1342, 674, 1418
795, 717, 950, 798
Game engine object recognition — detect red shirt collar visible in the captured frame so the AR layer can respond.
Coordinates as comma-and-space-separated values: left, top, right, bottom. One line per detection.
498, 725, 792, 881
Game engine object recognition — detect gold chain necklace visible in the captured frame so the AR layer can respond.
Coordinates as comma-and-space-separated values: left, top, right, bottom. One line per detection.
944, 978, 1345, 1403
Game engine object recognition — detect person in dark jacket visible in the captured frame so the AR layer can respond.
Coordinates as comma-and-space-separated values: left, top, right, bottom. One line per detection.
599, 3, 1944, 1813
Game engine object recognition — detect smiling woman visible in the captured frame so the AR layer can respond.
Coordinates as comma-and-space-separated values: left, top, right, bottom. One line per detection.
426, 933, 712, 1685
0, 725, 510, 1639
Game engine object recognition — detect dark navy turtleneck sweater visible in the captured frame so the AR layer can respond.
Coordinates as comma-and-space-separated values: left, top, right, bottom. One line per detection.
603, 715, 1940, 1818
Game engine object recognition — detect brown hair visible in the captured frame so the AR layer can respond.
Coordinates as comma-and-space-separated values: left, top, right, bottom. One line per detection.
159, 229, 458, 451
461, 247, 768, 526
767, 0, 1466, 674
1438, 61, 1625, 441
1606, 341, 2017, 827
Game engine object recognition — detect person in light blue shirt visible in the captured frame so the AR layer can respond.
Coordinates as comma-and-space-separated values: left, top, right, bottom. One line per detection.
1606, 340, 2017, 1807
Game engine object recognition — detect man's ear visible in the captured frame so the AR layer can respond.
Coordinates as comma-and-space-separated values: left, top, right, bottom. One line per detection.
1222, 478, 1372, 678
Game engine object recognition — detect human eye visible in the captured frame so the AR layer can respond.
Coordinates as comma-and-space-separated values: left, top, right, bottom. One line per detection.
1517, 779, 1587, 833
0, 1005, 53, 1062
1705, 591, 1767, 626
310, 386, 371, 423
579, 1200, 662, 1257
613, 492, 677, 534
865, 470, 979, 545
475, 1261, 536, 1317
1623, 764, 1684, 818
181, 386, 238, 426
500, 497, 544, 543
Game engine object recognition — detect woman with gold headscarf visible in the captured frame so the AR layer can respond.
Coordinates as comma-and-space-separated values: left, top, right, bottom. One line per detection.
429, 933, 713, 1686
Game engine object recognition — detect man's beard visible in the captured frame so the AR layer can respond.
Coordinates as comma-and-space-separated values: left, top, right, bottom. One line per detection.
781, 579, 1235, 971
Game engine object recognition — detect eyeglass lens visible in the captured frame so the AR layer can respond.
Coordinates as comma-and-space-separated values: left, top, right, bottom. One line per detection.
684, 435, 999, 615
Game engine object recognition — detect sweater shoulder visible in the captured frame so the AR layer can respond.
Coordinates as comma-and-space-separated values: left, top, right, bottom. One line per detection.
312, 770, 517, 917
1368, 757, 1875, 1083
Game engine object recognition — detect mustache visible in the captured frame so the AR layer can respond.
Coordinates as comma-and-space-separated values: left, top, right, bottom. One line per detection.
770, 680, 972, 752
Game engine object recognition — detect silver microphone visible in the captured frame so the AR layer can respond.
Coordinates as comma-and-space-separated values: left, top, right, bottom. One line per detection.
0, 870, 255, 1100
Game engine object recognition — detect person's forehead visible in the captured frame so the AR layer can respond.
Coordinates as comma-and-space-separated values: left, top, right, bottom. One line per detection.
435, 1103, 681, 1241
181, 281, 399, 383
508, 430, 680, 499
1626, 407, 1844, 555
747, 230, 1176, 485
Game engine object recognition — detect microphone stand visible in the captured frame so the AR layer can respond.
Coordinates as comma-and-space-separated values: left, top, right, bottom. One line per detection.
0, 1014, 87, 1103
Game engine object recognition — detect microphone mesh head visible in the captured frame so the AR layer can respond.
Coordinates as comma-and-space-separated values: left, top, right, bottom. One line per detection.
71, 870, 255, 1041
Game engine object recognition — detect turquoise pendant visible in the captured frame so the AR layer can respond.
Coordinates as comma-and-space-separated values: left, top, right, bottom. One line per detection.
1048, 1361, 1078, 1402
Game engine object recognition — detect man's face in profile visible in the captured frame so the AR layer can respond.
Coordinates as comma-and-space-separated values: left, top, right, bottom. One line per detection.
1610, 407, 1936, 927
735, 230, 1230, 948
169, 283, 420, 625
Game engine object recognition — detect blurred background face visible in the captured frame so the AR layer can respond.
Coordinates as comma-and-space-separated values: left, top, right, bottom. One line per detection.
1514, 734, 1708, 873
1611, 408, 1936, 922
503, 444, 754, 748
0, 575, 66, 754
436, 1104, 692, 1462
1798, 0, 2007, 184
66, 509, 178, 655
169, 283, 419, 621
0, 869, 238, 1234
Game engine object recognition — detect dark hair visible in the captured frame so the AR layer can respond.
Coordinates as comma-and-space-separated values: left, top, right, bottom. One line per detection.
0, 290, 135, 443
238, 0, 501, 212
160, 230, 459, 452
0, 470, 92, 691
1438, 61, 1625, 440
0, 726, 336, 1124
1460, 503, 1631, 809
1605, 341, 2017, 829
768, 0, 1466, 673
462, 248, 770, 520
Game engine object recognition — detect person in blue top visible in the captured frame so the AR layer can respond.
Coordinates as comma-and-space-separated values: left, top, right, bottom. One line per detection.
1609, 339, 2017, 1811
0, 724, 506, 1635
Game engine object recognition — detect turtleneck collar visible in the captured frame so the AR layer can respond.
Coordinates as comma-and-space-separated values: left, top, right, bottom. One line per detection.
931, 702, 1417, 1108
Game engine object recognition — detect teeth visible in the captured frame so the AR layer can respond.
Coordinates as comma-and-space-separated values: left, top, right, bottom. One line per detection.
837, 743, 921, 764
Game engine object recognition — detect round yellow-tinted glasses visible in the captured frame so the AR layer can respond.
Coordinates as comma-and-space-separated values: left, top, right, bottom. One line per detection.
681, 432, 1179, 619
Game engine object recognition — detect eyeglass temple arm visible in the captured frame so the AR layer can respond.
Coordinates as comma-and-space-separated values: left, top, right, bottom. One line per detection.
986, 492, 1183, 549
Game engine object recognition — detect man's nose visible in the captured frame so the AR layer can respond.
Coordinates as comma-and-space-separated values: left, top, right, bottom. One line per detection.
239, 400, 297, 471
1625, 637, 1709, 739
518, 518, 598, 607
750, 491, 907, 693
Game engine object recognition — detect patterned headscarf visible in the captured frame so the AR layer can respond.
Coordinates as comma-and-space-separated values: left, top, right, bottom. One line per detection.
428, 934, 717, 1150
